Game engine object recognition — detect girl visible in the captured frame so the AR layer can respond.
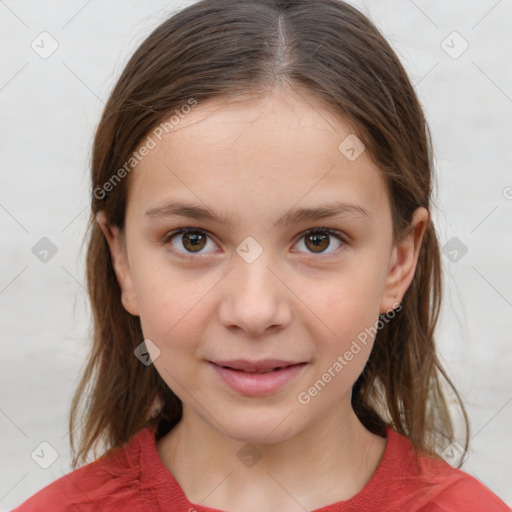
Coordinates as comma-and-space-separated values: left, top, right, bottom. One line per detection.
14, 0, 510, 510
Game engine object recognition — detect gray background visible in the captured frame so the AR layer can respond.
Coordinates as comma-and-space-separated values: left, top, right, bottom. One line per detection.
1, 0, 511, 509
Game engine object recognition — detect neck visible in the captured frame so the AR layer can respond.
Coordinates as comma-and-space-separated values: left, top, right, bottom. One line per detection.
157, 401, 387, 511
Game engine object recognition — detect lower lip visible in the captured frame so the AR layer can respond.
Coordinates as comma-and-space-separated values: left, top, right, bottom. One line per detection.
209, 362, 307, 396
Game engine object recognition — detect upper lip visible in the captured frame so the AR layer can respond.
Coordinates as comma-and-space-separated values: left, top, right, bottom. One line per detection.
210, 359, 306, 371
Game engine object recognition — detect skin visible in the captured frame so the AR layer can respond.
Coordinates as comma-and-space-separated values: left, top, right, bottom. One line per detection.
96, 87, 428, 511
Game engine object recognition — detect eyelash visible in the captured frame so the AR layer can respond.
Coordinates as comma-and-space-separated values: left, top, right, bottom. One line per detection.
163, 227, 347, 261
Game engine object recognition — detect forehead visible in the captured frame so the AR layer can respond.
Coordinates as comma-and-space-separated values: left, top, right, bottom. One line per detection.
125, 89, 390, 223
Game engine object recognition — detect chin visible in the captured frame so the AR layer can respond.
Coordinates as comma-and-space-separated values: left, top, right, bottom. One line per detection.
216, 408, 299, 445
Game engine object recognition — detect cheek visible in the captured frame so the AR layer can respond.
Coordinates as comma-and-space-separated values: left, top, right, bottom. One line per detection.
304, 266, 384, 334
300, 290, 379, 405
298, 264, 386, 376
138, 291, 204, 338
134, 264, 217, 359
137, 288, 210, 392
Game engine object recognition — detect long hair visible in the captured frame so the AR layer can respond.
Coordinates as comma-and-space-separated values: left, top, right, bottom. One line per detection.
69, 0, 469, 468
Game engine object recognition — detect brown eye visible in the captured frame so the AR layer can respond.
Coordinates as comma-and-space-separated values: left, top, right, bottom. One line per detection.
164, 227, 346, 260
305, 232, 330, 252
294, 228, 344, 257
181, 231, 207, 252
166, 228, 215, 255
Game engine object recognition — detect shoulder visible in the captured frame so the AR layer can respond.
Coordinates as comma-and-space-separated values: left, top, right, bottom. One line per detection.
418, 469, 512, 512
11, 427, 162, 512
380, 427, 511, 512
421, 467, 511, 512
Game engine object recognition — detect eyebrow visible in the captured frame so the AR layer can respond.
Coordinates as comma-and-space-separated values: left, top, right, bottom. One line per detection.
144, 199, 369, 228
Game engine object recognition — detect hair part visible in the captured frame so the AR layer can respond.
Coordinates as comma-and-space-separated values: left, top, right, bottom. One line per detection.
70, 0, 469, 468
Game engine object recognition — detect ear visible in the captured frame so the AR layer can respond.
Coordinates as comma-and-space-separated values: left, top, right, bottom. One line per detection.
95, 210, 139, 317
379, 207, 429, 314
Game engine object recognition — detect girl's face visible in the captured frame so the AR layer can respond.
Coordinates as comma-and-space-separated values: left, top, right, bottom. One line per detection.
98, 89, 426, 443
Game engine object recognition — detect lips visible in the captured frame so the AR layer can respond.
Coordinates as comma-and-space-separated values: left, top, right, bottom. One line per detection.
208, 359, 308, 396
210, 359, 305, 373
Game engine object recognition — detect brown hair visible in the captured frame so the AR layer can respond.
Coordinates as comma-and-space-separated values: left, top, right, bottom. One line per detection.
70, 0, 469, 468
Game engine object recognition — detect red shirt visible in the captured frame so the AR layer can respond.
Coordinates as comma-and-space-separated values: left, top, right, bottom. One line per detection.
13, 425, 510, 511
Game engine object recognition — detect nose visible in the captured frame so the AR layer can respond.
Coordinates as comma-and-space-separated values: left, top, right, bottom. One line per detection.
217, 254, 292, 337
